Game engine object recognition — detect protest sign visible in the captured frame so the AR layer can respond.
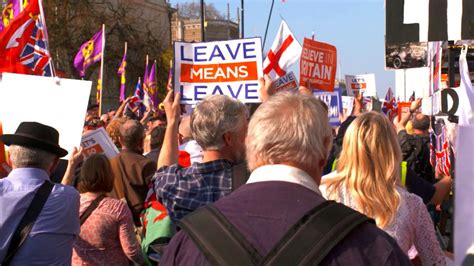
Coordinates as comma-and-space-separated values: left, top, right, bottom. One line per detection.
300, 38, 337, 92
344, 74, 377, 96
455, 125, 474, 264
272, 71, 299, 93
313, 88, 342, 127
397, 102, 411, 118
341, 96, 354, 116
0, 73, 92, 159
386, 0, 474, 45
385, 42, 428, 70
81, 127, 119, 159
174, 38, 263, 104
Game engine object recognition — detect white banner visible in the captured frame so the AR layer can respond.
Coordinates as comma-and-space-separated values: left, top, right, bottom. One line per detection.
81, 127, 119, 159
455, 125, 474, 264
344, 74, 377, 96
174, 38, 263, 104
0, 73, 92, 159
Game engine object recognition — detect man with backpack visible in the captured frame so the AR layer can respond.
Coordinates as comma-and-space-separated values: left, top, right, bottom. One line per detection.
395, 99, 452, 203
160, 93, 411, 265
396, 99, 437, 183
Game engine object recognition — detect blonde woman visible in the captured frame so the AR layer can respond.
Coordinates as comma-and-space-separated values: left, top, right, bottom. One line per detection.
321, 112, 447, 265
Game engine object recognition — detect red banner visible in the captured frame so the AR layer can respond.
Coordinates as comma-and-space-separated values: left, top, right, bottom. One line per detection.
299, 38, 337, 92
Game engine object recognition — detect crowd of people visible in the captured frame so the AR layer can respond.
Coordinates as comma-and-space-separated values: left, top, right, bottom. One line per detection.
0, 75, 455, 265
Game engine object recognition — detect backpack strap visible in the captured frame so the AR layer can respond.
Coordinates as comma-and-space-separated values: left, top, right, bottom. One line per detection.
263, 200, 374, 266
178, 205, 262, 266
80, 194, 107, 225
2, 181, 54, 266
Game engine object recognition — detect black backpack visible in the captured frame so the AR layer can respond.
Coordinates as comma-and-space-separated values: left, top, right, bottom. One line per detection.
178, 201, 374, 266
400, 135, 435, 183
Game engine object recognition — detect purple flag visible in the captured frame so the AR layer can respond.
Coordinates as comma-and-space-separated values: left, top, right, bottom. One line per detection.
144, 61, 158, 109
73, 29, 103, 77
1, 0, 22, 32
118, 50, 126, 102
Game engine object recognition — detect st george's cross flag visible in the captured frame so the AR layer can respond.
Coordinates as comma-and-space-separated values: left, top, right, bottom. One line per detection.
263, 20, 301, 80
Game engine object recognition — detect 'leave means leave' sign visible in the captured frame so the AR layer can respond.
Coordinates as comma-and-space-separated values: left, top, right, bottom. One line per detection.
174, 38, 263, 104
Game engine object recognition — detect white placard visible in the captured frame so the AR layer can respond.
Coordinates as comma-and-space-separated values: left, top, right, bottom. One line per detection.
81, 127, 119, 159
344, 74, 377, 97
0, 73, 92, 159
174, 38, 263, 104
455, 125, 474, 264
341, 96, 354, 116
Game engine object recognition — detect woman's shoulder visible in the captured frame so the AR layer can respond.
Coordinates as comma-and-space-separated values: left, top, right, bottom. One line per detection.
397, 187, 424, 206
81, 195, 129, 217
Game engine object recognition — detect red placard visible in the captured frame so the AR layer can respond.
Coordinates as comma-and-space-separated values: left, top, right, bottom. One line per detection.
299, 38, 337, 92
397, 102, 412, 119
83, 144, 105, 157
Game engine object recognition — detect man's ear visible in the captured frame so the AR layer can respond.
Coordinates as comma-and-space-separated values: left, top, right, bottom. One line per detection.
48, 157, 60, 175
223, 132, 232, 146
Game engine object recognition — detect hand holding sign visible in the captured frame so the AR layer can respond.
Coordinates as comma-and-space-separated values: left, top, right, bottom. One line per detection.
164, 90, 181, 124
259, 75, 274, 102
69, 146, 85, 167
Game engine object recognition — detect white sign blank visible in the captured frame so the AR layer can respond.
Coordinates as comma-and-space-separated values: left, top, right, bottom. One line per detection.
0, 73, 92, 159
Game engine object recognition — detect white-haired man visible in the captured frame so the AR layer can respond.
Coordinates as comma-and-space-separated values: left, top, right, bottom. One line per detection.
0, 122, 79, 265
153, 91, 249, 223
160, 93, 411, 265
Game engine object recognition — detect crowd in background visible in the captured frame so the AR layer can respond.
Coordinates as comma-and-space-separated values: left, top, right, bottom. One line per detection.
0, 75, 455, 265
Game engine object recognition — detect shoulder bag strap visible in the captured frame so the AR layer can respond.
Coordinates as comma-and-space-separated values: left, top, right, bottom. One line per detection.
2, 181, 54, 266
263, 201, 374, 266
80, 194, 107, 225
178, 205, 262, 266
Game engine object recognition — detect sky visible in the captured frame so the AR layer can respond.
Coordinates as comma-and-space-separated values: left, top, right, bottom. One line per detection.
170, 0, 394, 97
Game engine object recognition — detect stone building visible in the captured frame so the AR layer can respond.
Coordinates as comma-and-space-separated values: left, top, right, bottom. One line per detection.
171, 14, 239, 42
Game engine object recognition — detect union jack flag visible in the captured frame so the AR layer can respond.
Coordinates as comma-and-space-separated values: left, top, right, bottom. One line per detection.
382, 88, 398, 121
126, 77, 143, 112
19, 17, 52, 76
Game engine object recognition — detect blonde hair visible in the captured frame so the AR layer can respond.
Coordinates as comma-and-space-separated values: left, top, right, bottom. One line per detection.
325, 112, 401, 228
246, 93, 332, 172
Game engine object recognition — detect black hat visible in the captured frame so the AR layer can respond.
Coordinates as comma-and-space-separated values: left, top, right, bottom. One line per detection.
1, 122, 68, 157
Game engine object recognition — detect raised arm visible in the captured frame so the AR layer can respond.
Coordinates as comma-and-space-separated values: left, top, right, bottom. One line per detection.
259, 74, 274, 102
430, 173, 453, 205
114, 97, 132, 119
140, 107, 153, 126
157, 91, 181, 169
61, 147, 84, 186
395, 98, 421, 133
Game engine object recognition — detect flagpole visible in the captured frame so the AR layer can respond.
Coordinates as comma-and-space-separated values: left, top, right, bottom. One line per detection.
262, 0, 275, 50
99, 24, 105, 116
120, 41, 127, 102
38, 0, 56, 77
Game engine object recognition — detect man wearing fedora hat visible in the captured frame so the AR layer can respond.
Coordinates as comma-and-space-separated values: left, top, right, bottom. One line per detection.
0, 122, 80, 265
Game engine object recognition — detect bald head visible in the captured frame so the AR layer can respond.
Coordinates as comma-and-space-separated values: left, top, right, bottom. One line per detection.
179, 115, 193, 139
119, 119, 144, 151
411, 113, 430, 133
